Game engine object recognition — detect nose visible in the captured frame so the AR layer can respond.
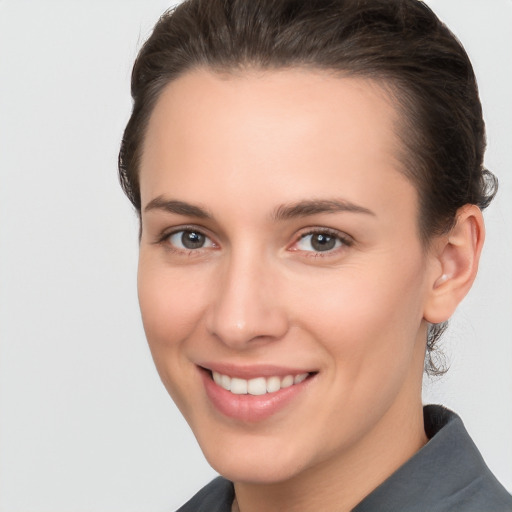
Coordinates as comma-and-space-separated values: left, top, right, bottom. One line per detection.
205, 251, 289, 349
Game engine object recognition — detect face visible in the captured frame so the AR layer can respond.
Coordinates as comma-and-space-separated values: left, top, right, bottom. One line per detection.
138, 68, 434, 484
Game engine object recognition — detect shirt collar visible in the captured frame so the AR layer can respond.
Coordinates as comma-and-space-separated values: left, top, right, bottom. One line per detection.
352, 405, 491, 511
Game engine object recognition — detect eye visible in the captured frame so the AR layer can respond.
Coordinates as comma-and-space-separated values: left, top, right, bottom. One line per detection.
293, 230, 350, 253
167, 229, 215, 250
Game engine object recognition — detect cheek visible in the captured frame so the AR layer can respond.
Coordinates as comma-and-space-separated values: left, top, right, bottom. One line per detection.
136, 257, 209, 381
137, 259, 211, 417
295, 255, 427, 375
287, 258, 428, 450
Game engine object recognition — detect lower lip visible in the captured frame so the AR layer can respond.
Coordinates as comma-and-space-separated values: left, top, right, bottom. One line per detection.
201, 370, 313, 422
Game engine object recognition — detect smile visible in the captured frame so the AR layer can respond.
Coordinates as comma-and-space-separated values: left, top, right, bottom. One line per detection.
200, 366, 316, 421
212, 371, 309, 395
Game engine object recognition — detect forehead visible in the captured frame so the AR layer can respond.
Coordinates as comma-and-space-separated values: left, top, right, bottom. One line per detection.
142, 67, 400, 163
140, 68, 415, 219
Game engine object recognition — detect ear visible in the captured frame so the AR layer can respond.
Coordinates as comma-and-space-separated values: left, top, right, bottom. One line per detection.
423, 204, 485, 324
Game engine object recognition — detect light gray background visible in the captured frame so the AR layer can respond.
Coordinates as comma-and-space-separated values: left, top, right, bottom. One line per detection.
0, 1, 510, 511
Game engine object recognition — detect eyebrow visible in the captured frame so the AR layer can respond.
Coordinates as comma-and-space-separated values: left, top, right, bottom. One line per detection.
144, 196, 211, 218
272, 199, 375, 220
143, 196, 375, 221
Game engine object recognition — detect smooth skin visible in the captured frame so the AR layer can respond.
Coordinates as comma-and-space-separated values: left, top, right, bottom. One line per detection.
137, 68, 484, 512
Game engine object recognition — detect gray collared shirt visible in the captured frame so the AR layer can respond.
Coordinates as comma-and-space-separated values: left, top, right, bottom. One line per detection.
176, 405, 512, 511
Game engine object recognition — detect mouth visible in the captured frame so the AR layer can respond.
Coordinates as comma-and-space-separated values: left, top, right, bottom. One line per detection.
210, 370, 310, 395
198, 365, 317, 422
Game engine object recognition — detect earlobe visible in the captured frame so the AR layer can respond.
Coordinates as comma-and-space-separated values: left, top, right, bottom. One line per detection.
423, 205, 485, 324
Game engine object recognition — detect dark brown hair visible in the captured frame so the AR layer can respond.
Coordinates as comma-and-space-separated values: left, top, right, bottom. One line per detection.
118, 0, 497, 374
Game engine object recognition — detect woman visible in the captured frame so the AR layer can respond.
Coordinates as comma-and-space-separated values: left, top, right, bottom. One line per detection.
118, 0, 512, 510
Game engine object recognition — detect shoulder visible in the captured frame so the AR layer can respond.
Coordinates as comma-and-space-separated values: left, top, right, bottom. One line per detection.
175, 476, 234, 512
423, 405, 512, 510
354, 405, 512, 512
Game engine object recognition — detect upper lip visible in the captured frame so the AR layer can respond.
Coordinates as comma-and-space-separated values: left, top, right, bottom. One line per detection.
198, 362, 316, 379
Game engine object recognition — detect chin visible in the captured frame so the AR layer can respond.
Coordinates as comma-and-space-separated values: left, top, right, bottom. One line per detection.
196, 429, 313, 485
209, 456, 304, 485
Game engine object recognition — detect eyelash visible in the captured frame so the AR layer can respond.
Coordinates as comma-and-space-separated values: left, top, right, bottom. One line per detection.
156, 225, 217, 255
290, 228, 353, 257
155, 226, 353, 257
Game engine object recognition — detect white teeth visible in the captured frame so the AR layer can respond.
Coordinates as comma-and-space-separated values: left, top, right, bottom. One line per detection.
211, 371, 310, 395
266, 376, 281, 393
281, 375, 294, 388
220, 374, 231, 391
294, 373, 308, 384
247, 377, 267, 395
230, 377, 248, 394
